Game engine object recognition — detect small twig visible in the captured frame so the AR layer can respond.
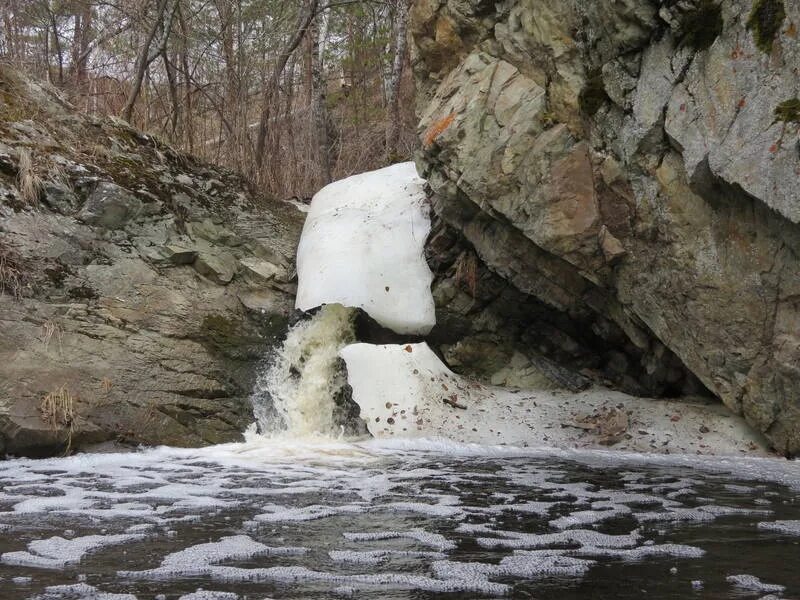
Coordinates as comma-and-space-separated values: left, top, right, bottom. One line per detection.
443, 395, 467, 410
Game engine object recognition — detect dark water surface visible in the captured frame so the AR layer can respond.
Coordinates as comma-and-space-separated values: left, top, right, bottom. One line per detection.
0, 438, 798, 600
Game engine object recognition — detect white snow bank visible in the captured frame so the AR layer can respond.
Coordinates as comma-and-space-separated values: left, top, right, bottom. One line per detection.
339, 342, 772, 456
295, 162, 435, 335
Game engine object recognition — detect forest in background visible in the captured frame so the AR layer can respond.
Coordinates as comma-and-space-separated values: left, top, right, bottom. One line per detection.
0, 0, 416, 198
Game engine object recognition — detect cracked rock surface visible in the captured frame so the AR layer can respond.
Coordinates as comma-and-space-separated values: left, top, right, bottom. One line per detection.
413, 0, 800, 454
0, 67, 303, 456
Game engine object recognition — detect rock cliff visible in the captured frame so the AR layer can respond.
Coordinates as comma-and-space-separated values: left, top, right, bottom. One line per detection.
412, 0, 800, 454
0, 67, 303, 456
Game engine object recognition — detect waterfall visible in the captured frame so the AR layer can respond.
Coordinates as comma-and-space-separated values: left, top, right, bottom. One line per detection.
249, 163, 431, 439
250, 304, 356, 437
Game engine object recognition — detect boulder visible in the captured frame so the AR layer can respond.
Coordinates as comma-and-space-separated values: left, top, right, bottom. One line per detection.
78, 182, 142, 229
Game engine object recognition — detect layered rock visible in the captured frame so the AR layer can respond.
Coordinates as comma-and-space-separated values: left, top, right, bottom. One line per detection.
412, 0, 800, 453
0, 67, 303, 456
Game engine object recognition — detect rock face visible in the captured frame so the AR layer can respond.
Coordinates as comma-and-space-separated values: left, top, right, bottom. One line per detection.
0, 67, 303, 456
412, 0, 800, 454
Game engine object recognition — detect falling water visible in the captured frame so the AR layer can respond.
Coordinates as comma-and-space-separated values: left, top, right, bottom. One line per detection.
250, 304, 357, 437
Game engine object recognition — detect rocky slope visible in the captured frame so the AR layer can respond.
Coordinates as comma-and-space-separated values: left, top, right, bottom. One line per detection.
0, 67, 303, 456
412, 0, 800, 454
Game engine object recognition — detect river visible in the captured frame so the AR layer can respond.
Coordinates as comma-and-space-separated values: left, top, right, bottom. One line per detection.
0, 437, 798, 599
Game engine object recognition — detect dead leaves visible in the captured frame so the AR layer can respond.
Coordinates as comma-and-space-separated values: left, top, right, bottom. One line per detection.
567, 407, 630, 446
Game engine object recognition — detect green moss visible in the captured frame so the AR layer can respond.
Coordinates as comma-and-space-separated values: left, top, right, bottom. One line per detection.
680, 1, 724, 50
579, 71, 610, 116
746, 0, 786, 53
774, 98, 800, 123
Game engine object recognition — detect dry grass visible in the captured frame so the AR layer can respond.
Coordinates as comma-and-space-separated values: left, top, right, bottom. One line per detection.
41, 318, 63, 354
47, 159, 70, 189
17, 148, 42, 207
0, 242, 23, 299
40, 385, 76, 453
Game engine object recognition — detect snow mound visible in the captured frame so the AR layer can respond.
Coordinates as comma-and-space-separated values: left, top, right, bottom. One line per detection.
295, 162, 435, 334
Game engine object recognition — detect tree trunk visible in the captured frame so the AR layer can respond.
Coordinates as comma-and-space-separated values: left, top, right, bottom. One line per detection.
71, 2, 92, 107
49, 9, 64, 85
162, 51, 180, 137
254, 0, 318, 170
307, 14, 331, 186
386, 0, 409, 162
122, 0, 179, 124
177, 1, 193, 151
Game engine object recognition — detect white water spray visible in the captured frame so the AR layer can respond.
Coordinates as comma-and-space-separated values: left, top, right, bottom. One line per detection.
250, 304, 356, 437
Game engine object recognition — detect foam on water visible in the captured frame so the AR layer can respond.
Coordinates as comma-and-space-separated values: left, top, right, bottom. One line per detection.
31, 583, 137, 600
329, 549, 448, 564
178, 592, 239, 600
0, 436, 798, 598
757, 520, 800, 535
726, 574, 786, 593
343, 530, 457, 551
1, 534, 148, 569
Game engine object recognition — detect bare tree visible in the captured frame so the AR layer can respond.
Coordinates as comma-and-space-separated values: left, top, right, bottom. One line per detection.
122, 0, 179, 123
385, 0, 409, 162
0, 0, 419, 199
308, 13, 331, 186
254, 0, 318, 169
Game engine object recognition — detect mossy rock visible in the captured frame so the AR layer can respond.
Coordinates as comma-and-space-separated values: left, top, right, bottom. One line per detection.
746, 0, 786, 53
774, 98, 800, 123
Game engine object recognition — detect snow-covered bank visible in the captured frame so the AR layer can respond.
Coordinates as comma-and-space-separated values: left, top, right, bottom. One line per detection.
340, 342, 771, 457
295, 162, 435, 335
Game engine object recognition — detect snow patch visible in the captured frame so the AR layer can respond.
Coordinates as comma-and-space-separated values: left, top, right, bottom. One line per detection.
295, 162, 435, 334
340, 342, 771, 455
